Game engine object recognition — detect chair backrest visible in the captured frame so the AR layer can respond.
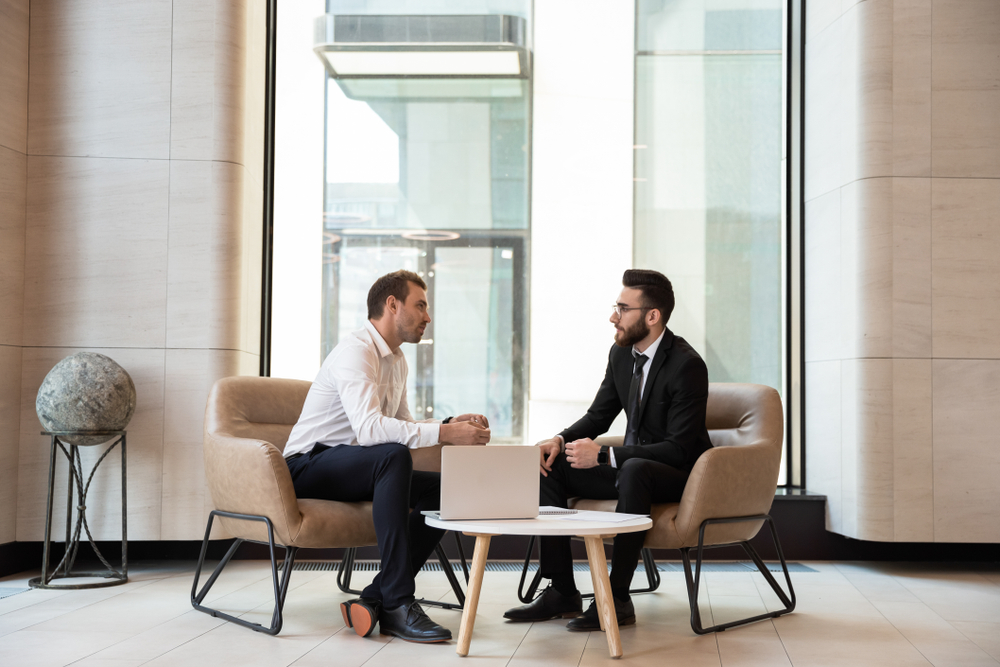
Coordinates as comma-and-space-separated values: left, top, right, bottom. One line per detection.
205, 376, 312, 452
705, 382, 783, 454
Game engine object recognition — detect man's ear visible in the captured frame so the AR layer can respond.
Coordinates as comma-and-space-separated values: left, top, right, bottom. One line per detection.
646, 308, 661, 327
385, 295, 398, 315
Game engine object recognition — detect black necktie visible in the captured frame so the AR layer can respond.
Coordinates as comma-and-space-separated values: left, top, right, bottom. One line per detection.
623, 352, 648, 447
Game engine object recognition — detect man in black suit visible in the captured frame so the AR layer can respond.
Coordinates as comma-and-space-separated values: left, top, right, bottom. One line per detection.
504, 269, 712, 630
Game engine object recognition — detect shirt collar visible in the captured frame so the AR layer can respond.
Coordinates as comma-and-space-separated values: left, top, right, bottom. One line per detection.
363, 320, 397, 360
633, 327, 666, 362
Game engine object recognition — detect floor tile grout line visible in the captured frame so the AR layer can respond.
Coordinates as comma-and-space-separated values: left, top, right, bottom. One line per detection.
945, 620, 1000, 665
768, 618, 796, 667
831, 564, 939, 667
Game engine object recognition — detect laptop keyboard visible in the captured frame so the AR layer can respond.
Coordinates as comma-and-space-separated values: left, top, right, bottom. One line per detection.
538, 509, 578, 515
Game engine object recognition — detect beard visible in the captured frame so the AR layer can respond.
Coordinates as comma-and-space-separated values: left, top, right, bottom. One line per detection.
614, 317, 650, 348
396, 309, 425, 344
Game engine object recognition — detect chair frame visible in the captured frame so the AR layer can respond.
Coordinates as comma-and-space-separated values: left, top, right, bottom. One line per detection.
190, 510, 296, 635
516, 537, 661, 603
680, 514, 796, 634
190, 510, 472, 635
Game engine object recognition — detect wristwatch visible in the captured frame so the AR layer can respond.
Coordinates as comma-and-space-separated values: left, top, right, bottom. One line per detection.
442, 416, 454, 424
597, 445, 610, 466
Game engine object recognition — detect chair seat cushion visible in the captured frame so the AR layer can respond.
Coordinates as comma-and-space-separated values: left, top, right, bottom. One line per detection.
569, 498, 684, 549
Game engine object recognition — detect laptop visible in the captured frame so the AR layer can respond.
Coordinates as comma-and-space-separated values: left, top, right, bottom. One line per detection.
437, 446, 541, 520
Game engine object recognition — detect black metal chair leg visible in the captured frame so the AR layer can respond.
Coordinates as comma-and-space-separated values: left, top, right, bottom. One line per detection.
517, 535, 544, 603
190, 510, 297, 636
336, 547, 361, 595
455, 532, 470, 583
680, 514, 796, 635
418, 543, 464, 611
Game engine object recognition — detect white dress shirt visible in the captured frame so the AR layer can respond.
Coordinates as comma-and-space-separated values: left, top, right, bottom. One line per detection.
558, 327, 666, 468
283, 320, 441, 458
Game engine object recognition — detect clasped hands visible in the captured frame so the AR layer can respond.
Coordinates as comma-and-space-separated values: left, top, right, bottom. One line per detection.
537, 437, 600, 476
440, 413, 491, 446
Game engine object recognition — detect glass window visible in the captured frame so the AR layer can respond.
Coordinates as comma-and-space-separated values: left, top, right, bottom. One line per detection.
635, 0, 786, 476
273, 2, 530, 442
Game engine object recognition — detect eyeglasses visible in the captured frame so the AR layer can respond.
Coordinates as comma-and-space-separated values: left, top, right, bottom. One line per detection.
612, 304, 651, 317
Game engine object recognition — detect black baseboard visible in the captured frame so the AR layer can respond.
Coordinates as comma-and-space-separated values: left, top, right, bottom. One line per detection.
3, 495, 997, 578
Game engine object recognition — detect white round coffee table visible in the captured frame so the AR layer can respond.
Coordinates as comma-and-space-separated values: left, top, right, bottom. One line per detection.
424, 512, 653, 659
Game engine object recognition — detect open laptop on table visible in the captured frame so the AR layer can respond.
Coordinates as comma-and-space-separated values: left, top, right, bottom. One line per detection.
431, 445, 578, 520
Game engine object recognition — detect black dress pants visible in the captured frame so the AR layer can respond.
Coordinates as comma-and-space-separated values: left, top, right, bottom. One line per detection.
539, 452, 689, 597
286, 443, 444, 609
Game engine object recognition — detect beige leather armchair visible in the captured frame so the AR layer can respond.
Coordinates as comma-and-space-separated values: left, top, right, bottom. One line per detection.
523, 383, 795, 634
190, 376, 461, 635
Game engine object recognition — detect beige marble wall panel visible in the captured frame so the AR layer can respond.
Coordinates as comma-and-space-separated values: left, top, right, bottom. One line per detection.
932, 359, 1000, 542
855, 0, 894, 181
805, 360, 843, 532
804, 187, 841, 362
0, 0, 28, 153
804, 13, 844, 201
892, 178, 932, 357
166, 161, 244, 350
838, 5, 860, 188
23, 157, 169, 348
840, 360, 858, 536
27, 0, 172, 159
842, 178, 893, 360
242, 0, 267, 183
16, 347, 165, 541
0, 345, 22, 544
892, 359, 933, 542
240, 166, 263, 356
931, 0, 1000, 177
0, 146, 26, 347
170, 0, 216, 161
171, 0, 248, 164
161, 348, 243, 540
931, 178, 1000, 359
892, 0, 932, 176
851, 358, 894, 541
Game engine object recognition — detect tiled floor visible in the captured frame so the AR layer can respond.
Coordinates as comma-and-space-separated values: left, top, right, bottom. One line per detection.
1, 560, 999, 666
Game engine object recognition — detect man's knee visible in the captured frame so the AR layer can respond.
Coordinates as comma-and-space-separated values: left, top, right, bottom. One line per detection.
375, 443, 412, 475
616, 458, 654, 493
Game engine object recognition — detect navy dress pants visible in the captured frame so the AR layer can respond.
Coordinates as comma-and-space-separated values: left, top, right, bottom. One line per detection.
286, 443, 444, 609
539, 453, 690, 596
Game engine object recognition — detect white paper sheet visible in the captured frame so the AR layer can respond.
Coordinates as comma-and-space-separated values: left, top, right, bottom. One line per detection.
543, 508, 649, 523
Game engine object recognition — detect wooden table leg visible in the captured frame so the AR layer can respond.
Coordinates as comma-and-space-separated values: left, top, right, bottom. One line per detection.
585, 540, 606, 631
457, 533, 492, 657
584, 535, 622, 659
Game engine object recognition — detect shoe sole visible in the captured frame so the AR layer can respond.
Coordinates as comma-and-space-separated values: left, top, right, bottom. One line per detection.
565, 615, 636, 632
503, 610, 581, 623
344, 602, 377, 638
379, 628, 451, 644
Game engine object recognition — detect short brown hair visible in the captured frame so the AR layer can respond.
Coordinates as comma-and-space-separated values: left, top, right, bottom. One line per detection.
623, 269, 674, 324
367, 270, 427, 320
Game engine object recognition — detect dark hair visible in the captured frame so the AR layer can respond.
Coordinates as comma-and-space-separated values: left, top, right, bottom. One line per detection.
367, 270, 427, 319
622, 269, 674, 324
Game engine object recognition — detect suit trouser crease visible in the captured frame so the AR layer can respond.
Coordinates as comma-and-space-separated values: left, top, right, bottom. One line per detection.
539, 453, 689, 592
286, 443, 444, 608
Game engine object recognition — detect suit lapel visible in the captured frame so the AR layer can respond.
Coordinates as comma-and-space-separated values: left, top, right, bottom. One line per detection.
636, 329, 673, 423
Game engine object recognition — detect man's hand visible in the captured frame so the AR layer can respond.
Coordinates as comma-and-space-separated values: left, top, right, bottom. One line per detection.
537, 437, 561, 477
453, 413, 490, 428
565, 438, 600, 469
440, 421, 490, 446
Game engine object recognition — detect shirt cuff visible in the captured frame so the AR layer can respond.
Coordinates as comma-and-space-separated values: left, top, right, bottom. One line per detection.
419, 422, 441, 448
554, 435, 565, 451
609, 446, 618, 469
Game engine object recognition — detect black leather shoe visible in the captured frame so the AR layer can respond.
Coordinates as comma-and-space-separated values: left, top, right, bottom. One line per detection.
379, 601, 452, 643
566, 597, 636, 632
341, 597, 381, 637
503, 585, 583, 622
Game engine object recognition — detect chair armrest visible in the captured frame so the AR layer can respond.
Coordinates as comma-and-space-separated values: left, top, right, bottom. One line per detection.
673, 443, 779, 544
594, 436, 624, 447
411, 444, 443, 472
204, 432, 303, 545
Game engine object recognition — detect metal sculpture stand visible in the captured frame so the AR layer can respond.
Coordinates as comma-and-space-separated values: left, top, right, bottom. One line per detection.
29, 431, 128, 590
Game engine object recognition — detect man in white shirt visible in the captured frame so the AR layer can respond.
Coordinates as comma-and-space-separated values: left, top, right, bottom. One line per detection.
284, 270, 490, 643
503, 269, 712, 631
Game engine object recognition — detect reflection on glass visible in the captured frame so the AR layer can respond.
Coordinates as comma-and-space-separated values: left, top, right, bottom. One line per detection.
323, 77, 529, 440
635, 1, 785, 451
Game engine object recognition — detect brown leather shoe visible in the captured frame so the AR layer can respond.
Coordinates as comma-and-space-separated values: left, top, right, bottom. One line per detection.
341, 597, 380, 637
503, 585, 583, 622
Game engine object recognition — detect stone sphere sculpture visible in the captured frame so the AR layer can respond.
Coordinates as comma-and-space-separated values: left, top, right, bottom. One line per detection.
36, 352, 137, 446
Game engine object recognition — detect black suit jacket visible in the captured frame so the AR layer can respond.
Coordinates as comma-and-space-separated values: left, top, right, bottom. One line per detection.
560, 328, 712, 472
